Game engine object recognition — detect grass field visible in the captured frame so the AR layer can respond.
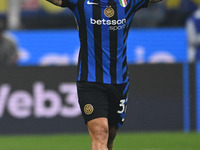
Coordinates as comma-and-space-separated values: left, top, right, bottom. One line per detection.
0, 132, 200, 150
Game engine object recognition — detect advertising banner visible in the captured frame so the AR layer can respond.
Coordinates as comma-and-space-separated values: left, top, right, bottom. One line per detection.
0, 67, 87, 134
0, 65, 186, 134
10, 29, 187, 66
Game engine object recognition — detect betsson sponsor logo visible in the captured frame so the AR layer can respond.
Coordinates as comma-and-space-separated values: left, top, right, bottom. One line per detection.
90, 18, 127, 31
0, 82, 81, 119
91, 18, 126, 25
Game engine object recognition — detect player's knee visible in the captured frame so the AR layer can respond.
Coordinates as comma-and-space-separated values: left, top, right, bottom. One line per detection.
93, 123, 109, 141
88, 118, 109, 144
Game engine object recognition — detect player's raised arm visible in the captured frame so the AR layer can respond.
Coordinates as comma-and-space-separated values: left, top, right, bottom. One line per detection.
148, 0, 164, 6
46, 0, 62, 7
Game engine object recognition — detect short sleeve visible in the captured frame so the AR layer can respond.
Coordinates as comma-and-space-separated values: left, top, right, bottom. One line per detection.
61, 0, 78, 10
134, 0, 149, 11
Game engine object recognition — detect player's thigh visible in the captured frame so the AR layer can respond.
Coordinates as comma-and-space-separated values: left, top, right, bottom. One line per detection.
88, 117, 109, 136
77, 82, 109, 124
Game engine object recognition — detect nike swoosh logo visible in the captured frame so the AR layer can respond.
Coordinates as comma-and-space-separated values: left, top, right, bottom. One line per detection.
87, 1, 99, 5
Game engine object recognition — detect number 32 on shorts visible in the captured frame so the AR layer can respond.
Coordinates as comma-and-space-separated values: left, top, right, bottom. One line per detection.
117, 99, 127, 114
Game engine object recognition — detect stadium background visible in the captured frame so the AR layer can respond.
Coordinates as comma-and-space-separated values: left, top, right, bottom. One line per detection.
0, 0, 200, 149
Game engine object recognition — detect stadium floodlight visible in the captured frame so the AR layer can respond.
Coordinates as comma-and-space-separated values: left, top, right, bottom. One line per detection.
7, 0, 21, 29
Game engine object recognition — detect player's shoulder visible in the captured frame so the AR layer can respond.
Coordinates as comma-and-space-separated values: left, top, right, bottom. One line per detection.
194, 9, 200, 19
62, 0, 78, 9
63, 0, 78, 4
187, 9, 200, 22
128, 0, 148, 9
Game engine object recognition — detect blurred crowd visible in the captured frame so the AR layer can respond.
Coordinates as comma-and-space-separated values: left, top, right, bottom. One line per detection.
134, 0, 200, 27
0, 0, 199, 29
0, 0, 200, 65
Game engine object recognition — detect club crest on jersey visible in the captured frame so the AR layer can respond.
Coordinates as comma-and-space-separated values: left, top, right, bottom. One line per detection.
119, 0, 127, 7
104, 6, 115, 18
84, 104, 94, 115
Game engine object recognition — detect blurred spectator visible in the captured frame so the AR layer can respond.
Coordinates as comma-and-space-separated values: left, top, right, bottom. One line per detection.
0, 20, 18, 66
161, 0, 200, 27
133, 1, 165, 28
181, 0, 200, 12
166, 0, 200, 12
186, 5, 200, 62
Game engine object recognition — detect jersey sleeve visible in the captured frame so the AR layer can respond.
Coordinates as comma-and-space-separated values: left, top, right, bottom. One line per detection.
61, 0, 78, 10
134, 0, 149, 12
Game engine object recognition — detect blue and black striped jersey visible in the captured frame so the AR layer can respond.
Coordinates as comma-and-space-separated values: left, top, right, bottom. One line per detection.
62, 0, 149, 84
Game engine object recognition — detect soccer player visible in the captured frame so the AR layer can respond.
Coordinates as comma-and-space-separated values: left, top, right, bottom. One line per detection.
0, 20, 18, 66
186, 4, 200, 62
46, 0, 163, 150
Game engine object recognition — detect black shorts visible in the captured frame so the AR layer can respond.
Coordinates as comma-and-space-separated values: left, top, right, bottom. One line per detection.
77, 81, 129, 127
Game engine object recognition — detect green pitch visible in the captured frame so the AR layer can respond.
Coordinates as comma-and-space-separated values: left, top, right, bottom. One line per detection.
0, 132, 199, 150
